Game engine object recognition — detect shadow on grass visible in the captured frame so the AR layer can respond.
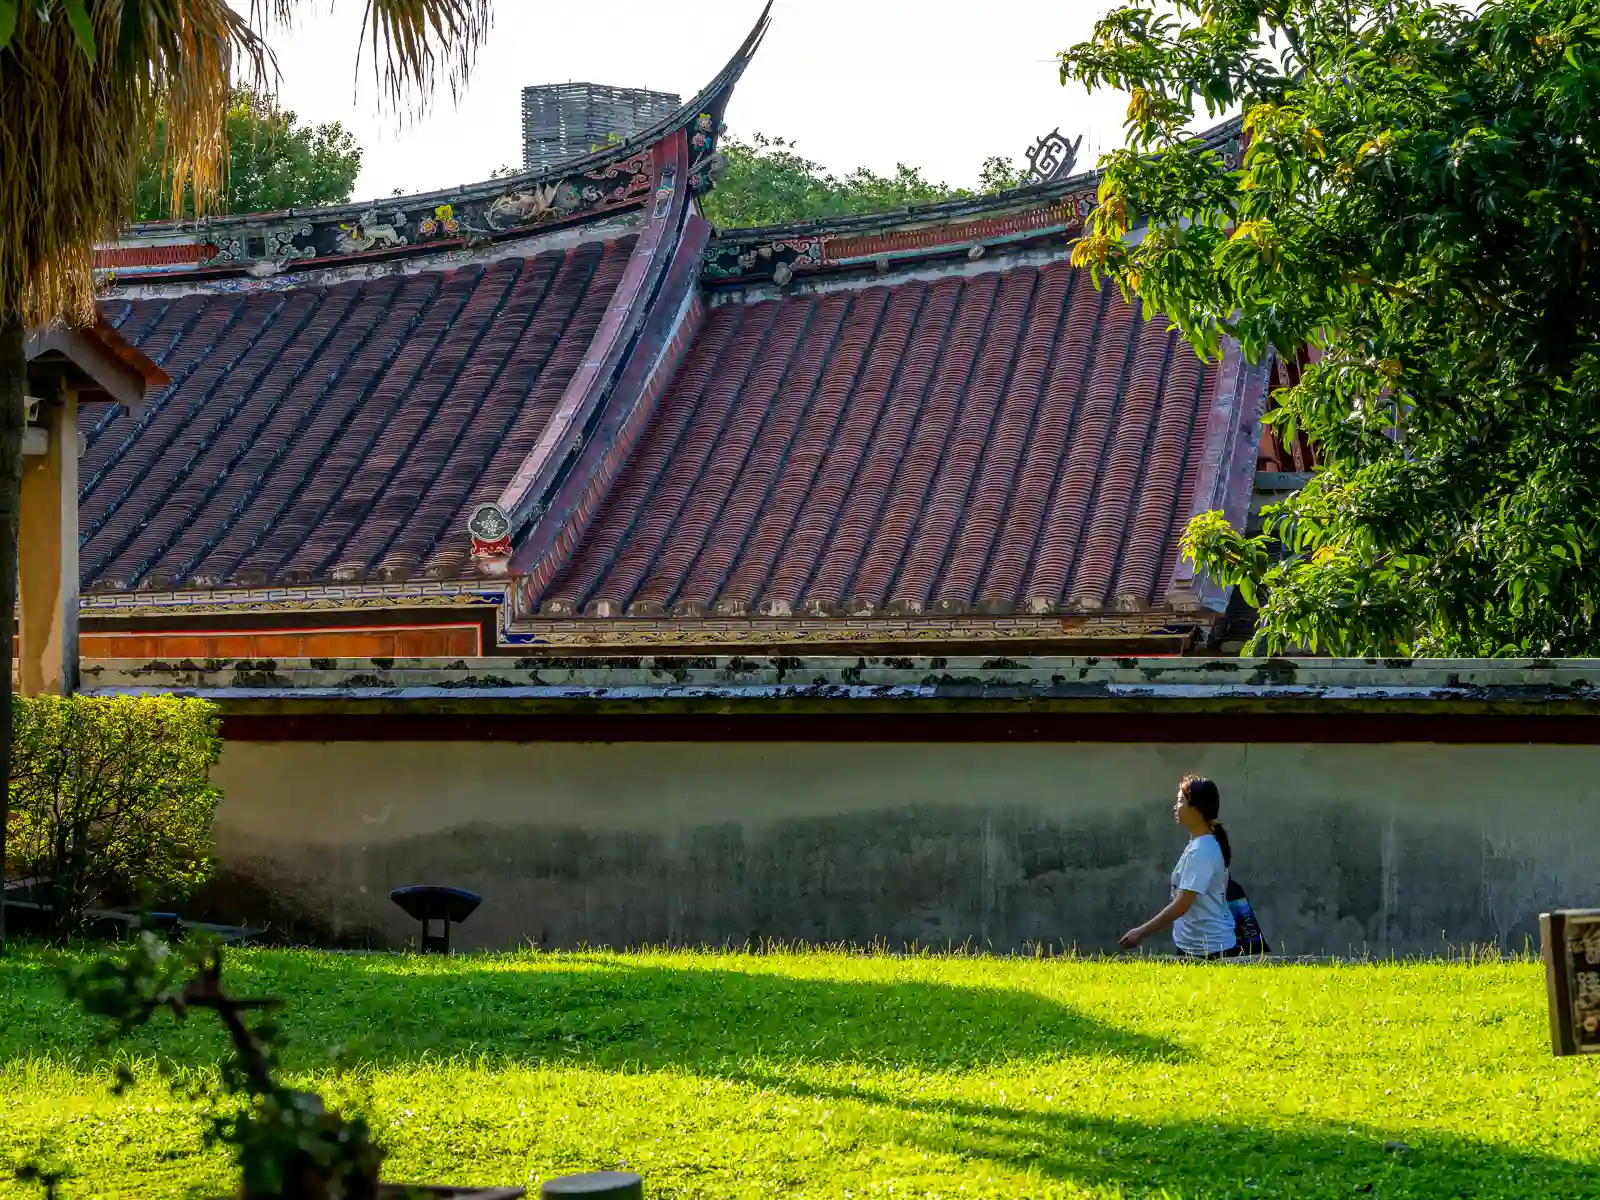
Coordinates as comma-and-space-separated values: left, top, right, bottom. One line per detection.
0, 950, 1179, 1073
757, 1075, 1597, 1199
2, 951, 1592, 1197
308, 958, 1182, 1071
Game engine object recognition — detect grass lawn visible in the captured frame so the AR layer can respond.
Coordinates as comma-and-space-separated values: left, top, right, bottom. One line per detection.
0, 948, 1596, 1198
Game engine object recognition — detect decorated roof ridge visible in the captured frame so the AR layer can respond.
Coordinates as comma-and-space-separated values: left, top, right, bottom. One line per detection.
713, 167, 1108, 249
707, 115, 1244, 245
97, 2, 772, 282
702, 117, 1244, 288
126, 1, 770, 236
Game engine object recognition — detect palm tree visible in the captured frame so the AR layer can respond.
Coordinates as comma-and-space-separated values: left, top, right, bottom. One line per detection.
0, 0, 493, 949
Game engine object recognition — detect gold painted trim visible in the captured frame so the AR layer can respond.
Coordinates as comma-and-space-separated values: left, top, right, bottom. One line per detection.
509, 614, 1187, 648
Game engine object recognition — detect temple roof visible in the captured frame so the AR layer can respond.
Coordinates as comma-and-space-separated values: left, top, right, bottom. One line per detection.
537, 260, 1221, 620
78, 15, 1265, 654
700, 118, 1243, 291
82, 237, 634, 591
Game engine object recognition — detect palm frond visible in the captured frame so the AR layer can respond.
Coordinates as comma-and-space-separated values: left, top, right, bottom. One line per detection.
0, 0, 258, 326
250, 0, 492, 112
1, 0, 491, 330
361, 0, 493, 107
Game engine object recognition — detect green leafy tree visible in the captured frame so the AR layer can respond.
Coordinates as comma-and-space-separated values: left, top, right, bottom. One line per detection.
1063, 0, 1600, 656
135, 89, 362, 220
64, 934, 385, 1198
978, 154, 1031, 193
702, 133, 1025, 228
8, 695, 222, 930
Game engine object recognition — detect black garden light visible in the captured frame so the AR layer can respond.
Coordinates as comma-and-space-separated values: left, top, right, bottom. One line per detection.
541, 1172, 644, 1199
389, 886, 482, 954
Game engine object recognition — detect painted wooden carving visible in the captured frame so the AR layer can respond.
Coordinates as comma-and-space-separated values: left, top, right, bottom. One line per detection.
1544, 909, 1600, 1055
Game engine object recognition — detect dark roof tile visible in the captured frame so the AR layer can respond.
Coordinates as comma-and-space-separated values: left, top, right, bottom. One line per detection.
537, 259, 1220, 618
83, 245, 1237, 625
81, 235, 636, 592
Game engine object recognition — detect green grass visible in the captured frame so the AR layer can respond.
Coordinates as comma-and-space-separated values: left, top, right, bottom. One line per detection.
0, 948, 1597, 1198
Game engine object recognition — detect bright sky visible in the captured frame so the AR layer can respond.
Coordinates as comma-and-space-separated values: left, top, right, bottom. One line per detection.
257, 0, 1137, 205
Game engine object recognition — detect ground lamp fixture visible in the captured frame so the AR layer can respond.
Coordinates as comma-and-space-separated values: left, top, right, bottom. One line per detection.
541, 1172, 644, 1199
389, 886, 482, 954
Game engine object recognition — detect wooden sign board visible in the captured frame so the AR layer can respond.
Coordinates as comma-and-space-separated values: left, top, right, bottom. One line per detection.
1541, 909, 1600, 1056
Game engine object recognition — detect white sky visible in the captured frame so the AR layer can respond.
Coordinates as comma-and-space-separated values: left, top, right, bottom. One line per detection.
256, 0, 1137, 205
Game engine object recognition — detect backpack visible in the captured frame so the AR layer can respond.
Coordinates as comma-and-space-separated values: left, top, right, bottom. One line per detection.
1227, 877, 1270, 956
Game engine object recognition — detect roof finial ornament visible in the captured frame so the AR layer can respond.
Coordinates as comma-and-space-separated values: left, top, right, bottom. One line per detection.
1025, 129, 1083, 185
468, 502, 514, 577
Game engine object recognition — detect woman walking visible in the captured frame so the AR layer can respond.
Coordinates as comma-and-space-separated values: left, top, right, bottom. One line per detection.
1119, 775, 1241, 959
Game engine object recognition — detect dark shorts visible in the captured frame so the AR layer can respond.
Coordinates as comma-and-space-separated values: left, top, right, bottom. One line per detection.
1181, 945, 1243, 961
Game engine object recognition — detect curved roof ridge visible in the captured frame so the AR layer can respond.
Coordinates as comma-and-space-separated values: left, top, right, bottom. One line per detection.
701, 116, 1244, 288
123, 2, 772, 238
715, 170, 1104, 244
97, 4, 769, 287
709, 114, 1244, 243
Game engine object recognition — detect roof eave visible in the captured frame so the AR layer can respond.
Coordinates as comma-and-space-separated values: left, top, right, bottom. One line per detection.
26, 321, 167, 410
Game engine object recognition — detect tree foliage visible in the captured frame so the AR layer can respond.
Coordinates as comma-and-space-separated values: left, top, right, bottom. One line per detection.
702, 133, 1026, 228
1063, 0, 1600, 656
8, 695, 222, 929
65, 935, 385, 1197
135, 89, 361, 221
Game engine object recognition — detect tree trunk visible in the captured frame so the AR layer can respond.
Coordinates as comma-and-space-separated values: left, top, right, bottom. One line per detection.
0, 320, 24, 953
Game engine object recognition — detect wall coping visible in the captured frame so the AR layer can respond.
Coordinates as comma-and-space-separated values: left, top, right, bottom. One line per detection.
76, 655, 1600, 714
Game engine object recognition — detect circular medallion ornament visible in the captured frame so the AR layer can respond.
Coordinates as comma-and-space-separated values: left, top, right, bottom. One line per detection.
468, 503, 511, 544
468, 503, 513, 576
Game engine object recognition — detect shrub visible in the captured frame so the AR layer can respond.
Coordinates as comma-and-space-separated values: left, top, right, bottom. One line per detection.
7, 695, 222, 929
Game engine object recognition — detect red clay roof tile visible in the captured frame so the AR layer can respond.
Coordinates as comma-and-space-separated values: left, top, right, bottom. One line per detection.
81, 236, 636, 592
536, 259, 1219, 618
84, 246, 1227, 621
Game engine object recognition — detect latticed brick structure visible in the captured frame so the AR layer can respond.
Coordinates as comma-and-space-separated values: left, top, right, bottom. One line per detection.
522, 83, 680, 172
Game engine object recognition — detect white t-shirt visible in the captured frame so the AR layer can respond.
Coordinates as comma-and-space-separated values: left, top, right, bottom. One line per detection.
1170, 834, 1237, 956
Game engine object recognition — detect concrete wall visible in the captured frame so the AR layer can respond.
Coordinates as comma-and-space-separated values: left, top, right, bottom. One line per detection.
205, 739, 1599, 957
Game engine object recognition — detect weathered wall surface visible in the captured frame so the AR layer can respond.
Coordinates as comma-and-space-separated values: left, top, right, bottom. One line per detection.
206, 740, 1598, 957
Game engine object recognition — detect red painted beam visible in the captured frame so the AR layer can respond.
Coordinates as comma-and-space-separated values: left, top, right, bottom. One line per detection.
220, 711, 1600, 745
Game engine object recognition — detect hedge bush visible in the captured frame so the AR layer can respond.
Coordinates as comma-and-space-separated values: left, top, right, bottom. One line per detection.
7, 694, 222, 929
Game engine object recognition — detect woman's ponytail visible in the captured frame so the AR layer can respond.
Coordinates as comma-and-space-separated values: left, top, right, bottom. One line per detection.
1209, 819, 1233, 868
